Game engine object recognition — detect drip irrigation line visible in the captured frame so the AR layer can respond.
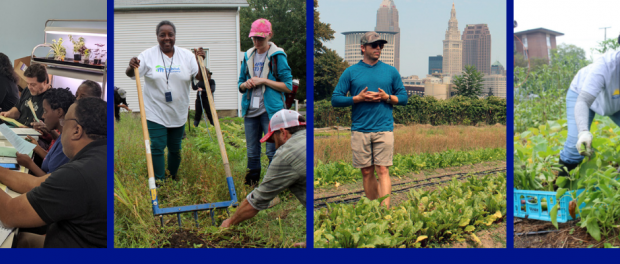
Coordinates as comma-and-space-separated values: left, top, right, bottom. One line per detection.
314, 168, 506, 209
515, 230, 560, 236
315, 167, 506, 202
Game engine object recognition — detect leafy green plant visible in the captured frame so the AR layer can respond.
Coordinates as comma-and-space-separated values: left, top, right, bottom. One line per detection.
46, 38, 66, 60
315, 148, 505, 187
314, 173, 506, 248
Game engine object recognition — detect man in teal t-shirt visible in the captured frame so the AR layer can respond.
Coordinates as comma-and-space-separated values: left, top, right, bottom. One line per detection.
331, 31, 408, 208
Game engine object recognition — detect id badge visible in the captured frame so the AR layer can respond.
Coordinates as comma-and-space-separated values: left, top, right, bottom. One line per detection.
165, 91, 173, 102
252, 96, 260, 109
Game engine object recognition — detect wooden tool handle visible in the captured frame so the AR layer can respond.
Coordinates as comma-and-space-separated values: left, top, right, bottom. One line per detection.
195, 52, 232, 178
133, 68, 156, 185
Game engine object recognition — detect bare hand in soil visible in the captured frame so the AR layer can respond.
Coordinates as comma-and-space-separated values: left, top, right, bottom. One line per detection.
220, 218, 232, 228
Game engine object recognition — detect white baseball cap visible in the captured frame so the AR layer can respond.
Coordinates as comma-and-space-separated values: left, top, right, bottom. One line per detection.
260, 110, 306, 143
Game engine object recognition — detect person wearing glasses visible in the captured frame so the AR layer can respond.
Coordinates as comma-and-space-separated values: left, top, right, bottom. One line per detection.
238, 18, 293, 187
0, 97, 107, 248
331, 31, 408, 208
125, 20, 205, 184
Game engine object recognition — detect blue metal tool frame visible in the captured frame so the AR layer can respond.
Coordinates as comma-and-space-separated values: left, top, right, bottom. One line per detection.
134, 50, 239, 228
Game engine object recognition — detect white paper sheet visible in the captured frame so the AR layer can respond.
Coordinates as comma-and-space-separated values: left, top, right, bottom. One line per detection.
0, 124, 36, 155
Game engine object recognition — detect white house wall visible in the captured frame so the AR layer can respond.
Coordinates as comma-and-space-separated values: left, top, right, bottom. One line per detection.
114, 9, 239, 113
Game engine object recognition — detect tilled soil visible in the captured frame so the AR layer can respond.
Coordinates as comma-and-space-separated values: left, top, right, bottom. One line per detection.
513, 218, 620, 248
163, 229, 269, 248
450, 222, 507, 248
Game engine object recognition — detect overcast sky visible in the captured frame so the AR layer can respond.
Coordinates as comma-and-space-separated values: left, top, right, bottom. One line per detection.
317, 0, 507, 77
515, 0, 620, 61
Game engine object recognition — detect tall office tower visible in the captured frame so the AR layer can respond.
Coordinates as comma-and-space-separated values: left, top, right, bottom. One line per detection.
462, 24, 492, 74
375, 0, 400, 71
429, 55, 443, 74
442, 3, 462, 76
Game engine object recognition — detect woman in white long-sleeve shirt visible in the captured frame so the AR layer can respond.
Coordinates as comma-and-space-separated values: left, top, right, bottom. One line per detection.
558, 47, 620, 175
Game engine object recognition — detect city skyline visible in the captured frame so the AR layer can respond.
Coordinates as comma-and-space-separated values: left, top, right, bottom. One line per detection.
375, 0, 400, 71
318, 0, 507, 77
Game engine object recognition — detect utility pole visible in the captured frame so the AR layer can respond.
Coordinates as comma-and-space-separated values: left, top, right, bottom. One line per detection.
600, 26, 611, 41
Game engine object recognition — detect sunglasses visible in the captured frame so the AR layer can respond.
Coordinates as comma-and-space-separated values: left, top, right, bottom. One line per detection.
367, 42, 385, 49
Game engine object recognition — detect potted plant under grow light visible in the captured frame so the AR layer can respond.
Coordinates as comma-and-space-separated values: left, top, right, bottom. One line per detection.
47, 38, 66, 61
83, 49, 91, 64
69, 35, 86, 62
93, 43, 105, 65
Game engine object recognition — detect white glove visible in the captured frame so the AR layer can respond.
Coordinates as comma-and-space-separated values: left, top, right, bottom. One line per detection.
576, 131, 593, 156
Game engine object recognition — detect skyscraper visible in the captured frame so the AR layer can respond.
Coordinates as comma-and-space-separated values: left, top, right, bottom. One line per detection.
376, 0, 400, 71
442, 3, 462, 76
462, 24, 492, 74
429, 55, 443, 74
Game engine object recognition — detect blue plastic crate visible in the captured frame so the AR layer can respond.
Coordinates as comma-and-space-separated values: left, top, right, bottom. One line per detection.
514, 188, 585, 223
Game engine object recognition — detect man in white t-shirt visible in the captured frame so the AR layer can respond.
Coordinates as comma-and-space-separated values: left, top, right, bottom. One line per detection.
125, 20, 205, 184
558, 48, 620, 175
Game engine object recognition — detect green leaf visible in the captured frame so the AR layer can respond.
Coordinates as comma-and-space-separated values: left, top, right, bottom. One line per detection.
550, 204, 559, 229
586, 218, 601, 241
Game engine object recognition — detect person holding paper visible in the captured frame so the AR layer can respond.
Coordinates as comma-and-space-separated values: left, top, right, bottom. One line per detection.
15, 88, 74, 176
0, 63, 48, 127
124, 20, 205, 184
0, 97, 107, 248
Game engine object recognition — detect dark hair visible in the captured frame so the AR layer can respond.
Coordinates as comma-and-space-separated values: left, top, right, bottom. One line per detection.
79, 80, 102, 98
0, 53, 18, 84
23, 63, 48, 83
156, 20, 176, 35
43, 88, 76, 115
74, 97, 107, 140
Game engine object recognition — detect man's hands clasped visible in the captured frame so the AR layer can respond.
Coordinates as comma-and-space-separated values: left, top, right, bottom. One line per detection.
353, 87, 390, 104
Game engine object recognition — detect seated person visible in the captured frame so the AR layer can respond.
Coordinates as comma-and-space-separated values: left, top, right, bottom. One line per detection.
0, 63, 49, 127
0, 97, 107, 248
0, 53, 20, 112
76, 80, 102, 100
15, 88, 75, 176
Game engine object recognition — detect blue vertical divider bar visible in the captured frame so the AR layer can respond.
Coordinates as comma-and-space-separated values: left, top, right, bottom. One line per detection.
506, 0, 514, 249
305, 0, 315, 249
107, 0, 114, 249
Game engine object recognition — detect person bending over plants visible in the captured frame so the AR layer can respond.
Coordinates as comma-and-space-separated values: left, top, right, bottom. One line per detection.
558, 45, 620, 176
221, 110, 305, 230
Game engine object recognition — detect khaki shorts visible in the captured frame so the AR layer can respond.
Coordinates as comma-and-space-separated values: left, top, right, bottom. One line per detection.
351, 131, 394, 168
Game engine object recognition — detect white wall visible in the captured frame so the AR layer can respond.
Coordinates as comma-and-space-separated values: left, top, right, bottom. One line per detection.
114, 9, 240, 113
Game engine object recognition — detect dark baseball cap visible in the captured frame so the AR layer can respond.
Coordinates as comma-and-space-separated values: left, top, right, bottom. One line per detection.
361, 31, 388, 45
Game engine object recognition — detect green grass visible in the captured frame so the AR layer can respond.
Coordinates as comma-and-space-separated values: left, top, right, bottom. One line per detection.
114, 112, 306, 248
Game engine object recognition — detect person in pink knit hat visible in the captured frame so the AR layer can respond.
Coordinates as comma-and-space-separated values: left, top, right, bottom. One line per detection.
238, 18, 294, 187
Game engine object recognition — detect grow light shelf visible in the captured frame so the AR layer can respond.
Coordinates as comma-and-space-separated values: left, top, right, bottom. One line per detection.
32, 57, 105, 71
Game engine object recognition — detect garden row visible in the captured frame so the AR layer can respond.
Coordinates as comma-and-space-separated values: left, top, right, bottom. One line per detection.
314, 173, 506, 248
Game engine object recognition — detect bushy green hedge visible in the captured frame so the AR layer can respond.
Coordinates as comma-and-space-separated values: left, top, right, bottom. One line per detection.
314, 95, 506, 128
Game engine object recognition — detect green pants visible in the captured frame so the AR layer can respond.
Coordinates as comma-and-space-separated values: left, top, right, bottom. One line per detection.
147, 120, 185, 181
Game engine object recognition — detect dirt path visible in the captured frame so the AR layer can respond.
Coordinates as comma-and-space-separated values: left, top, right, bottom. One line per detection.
449, 222, 507, 248
513, 218, 620, 248
314, 160, 506, 208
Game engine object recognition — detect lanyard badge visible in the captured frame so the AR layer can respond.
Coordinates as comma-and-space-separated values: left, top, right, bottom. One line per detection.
161, 48, 175, 102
